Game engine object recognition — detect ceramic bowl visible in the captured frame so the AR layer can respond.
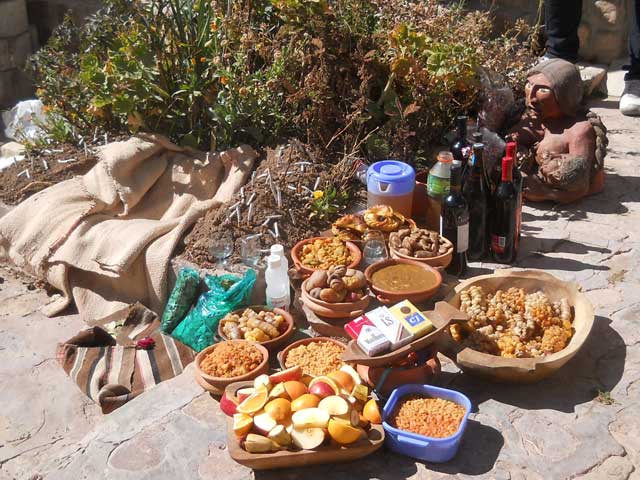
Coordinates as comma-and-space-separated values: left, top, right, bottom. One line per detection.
218, 305, 295, 351
389, 233, 454, 270
194, 340, 269, 395
291, 236, 362, 276
277, 337, 348, 373
364, 258, 443, 305
300, 278, 371, 319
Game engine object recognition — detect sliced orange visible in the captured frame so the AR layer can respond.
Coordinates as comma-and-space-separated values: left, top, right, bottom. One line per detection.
362, 398, 381, 424
328, 418, 362, 445
328, 370, 355, 393
233, 413, 253, 437
291, 393, 321, 412
283, 381, 308, 401
264, 398, 292, 422
237, 385, 269, 415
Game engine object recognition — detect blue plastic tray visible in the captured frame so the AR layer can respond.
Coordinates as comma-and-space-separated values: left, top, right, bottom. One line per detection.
382, 384, 472, 463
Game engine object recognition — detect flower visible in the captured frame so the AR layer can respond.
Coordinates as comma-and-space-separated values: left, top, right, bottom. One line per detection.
135, 337, 156, 350
313, 190, 324, 199
220, 76, 229, 85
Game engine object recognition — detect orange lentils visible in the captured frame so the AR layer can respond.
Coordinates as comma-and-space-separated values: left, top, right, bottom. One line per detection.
391, 395, 465, 438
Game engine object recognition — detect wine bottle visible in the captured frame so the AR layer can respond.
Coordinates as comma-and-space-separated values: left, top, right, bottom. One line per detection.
491, 157, 518, 263
463, 143, 490, 261
451, 116, 471, 185
441, 163, 469, 276
505, 140, 523, 250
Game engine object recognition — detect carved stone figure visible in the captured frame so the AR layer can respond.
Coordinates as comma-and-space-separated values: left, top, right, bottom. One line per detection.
509, 59, 607, 203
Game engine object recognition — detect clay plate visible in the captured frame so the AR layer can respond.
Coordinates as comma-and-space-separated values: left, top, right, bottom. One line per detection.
194, 340, 269, 395
224, 381, 385, 470
364, 258, 443, 304
218, 305, 296, 351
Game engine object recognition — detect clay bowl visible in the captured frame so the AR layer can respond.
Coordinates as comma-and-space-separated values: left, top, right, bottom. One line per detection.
441, 269, 595, 384
218, 305, 295, 351
277, 337, 348, 373
364, 258, 443, 305
194, 340, 269, 395
300, 278, 371, 319
291, 236, 362, 277
389, 234, 454, 270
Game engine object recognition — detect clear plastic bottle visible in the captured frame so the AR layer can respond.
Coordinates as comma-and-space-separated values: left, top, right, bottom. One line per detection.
265, 254, 290, 311
269, 244, 290, 308
426, 151, 453, 230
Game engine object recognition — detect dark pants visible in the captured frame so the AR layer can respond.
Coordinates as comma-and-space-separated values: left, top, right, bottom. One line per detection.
546, 0, 640, 80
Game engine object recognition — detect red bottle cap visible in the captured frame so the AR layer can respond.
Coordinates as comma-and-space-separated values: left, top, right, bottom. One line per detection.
501, 157, 513, 182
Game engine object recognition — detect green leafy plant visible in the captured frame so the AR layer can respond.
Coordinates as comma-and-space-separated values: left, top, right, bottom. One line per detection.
308, 185, 350, 221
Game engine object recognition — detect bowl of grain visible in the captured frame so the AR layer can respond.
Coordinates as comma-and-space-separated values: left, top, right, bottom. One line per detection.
194, 340, 269, 395
291, 236, 362, 276
218, 306, 295, 351
442, 269, 595, 384
277, 337, 348, 377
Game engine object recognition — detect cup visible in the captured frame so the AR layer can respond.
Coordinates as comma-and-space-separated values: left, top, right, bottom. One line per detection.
362, 230, 388, 266
211, 234, 234, 266
240, 234, 262, 267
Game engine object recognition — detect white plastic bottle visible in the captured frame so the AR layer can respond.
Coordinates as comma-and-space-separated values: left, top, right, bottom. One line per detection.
270, 244, 289, 273
265, 254, 290, 311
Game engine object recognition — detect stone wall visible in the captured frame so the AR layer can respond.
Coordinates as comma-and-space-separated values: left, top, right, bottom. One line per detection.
468, 0, 629, 64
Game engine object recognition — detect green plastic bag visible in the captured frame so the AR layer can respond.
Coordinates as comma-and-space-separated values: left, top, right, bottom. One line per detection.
161, 267, 201, 334
171, 269, 256, 352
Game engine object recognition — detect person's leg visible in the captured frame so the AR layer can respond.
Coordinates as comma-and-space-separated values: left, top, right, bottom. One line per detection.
621, 0, 640, 115
545, 0, 582, 62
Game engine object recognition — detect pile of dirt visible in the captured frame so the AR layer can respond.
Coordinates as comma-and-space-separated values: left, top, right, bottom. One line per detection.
181, 141, 362, 267
0, 143, 100, 205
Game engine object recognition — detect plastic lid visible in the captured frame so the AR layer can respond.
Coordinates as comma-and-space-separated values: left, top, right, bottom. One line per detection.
367, 160, 415, 183
267, 254, 281, 269
270, 244, 284, 256
437, 151, 453, 163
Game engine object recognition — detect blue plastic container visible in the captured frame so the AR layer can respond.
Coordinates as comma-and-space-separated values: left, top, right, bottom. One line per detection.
366, 161, 415, 217
382, 384, 472, 463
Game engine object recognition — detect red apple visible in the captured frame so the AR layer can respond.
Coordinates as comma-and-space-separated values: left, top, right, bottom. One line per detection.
309, 382, 335, 399
237, 387, 255, 402
269, 366, 303, 384
220, 392, 239, 417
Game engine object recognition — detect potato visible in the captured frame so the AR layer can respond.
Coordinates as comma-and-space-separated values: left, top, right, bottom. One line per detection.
306, 270, 328, 290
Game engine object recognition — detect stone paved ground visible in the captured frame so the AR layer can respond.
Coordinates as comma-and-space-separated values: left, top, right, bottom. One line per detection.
1, 95, 639, 480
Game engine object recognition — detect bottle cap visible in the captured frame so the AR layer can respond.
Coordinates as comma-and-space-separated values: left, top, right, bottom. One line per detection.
505, 142, 517, 158
267, 254, 281, 269
270, 244, 284, 256
437, 151, 453, 163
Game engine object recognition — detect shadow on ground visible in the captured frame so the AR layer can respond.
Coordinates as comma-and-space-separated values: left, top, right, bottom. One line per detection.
438, 316, 626, 414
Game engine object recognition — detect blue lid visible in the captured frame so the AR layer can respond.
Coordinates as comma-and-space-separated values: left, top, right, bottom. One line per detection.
367, 160, 415, 183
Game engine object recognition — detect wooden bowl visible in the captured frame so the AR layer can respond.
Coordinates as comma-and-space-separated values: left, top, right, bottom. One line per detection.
291, 236, 362, 276
194, 340, 269, 395
277, 337, 348, 373
300, 279, 371, 319
364, 258, 443, 305
441, 269, 595, 384
218, 306, 295, 351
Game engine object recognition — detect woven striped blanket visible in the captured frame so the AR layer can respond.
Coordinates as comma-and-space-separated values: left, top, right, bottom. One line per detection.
57, 303, 194, 413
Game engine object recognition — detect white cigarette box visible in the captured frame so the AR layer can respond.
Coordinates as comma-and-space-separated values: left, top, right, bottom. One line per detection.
366, 306, 413, 350
356, 324, 391, 356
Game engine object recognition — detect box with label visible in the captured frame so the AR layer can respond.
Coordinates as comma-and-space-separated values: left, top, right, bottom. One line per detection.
366, 306, 413, 349
388, 300, 434, 338
344, 315, 372, 341
356, 324, 390, 356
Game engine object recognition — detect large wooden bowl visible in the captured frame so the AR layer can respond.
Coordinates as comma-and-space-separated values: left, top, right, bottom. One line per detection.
277, 337, 348, 373
218, 305, 295, 351
440, 269, 595, 384
291, 236, 362, 276
194, 340, 269, 395
364, 258, 442, 305
300, 278, 371, 319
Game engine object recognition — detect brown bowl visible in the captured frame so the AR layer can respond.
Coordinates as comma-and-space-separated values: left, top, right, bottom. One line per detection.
300, 279, 371, 319
277, 337, 348, 374
291, 236, 362, 276
364, 258, 443, 305
194, 340, 269, 395
389, 233, 454, 270
218, 306, 295, 351
442, 269, 595, 384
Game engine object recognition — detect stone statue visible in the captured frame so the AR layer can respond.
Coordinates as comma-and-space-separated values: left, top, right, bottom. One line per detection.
508, 59, 607, 204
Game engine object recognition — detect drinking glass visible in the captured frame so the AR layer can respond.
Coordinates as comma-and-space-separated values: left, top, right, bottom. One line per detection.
362, 230, 388, 266
211, 233, 234, 266
240, 234, 262, 267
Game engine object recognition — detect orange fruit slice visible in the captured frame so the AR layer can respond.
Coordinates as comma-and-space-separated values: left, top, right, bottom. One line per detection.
328, 370, 355, 393
237, 385, 269, 415
291, 393, 321, 412
264, 398, 292, 422
232, 413, 253, 437
283, 381, 308, 401
362, 398, 381, 424
327, 418, 362, 445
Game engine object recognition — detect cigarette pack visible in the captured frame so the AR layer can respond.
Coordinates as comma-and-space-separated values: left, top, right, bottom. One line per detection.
356, 324, 391, 356
366, 306, 413, 349
388, 300, 434, 338
344, 315, 372, 340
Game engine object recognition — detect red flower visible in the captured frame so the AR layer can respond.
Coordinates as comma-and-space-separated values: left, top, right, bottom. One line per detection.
136, 337, 156, 350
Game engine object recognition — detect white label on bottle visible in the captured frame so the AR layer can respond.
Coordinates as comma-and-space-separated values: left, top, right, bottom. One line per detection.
457, 223, 469, 253
267, 294, 290, 311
